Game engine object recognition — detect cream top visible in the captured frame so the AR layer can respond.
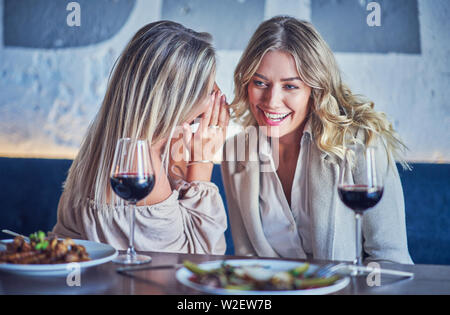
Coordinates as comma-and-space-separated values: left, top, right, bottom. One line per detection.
258, 121, 313, 259
52, 180, 227, 255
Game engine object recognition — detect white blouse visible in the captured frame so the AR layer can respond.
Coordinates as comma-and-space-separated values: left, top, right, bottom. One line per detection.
258, 122, 313, 259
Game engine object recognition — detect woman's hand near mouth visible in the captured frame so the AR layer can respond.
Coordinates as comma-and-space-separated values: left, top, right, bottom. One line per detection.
183, 89, 230, 182
168, 86, 230, 183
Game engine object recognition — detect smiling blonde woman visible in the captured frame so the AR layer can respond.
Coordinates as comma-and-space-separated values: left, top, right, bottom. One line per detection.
53, 21, 230, 254
222, 16, 413, 264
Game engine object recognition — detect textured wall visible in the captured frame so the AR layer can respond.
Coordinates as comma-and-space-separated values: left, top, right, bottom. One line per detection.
0, 0, 449, 161
4, 0, 136, 48
312, 0, 421, 53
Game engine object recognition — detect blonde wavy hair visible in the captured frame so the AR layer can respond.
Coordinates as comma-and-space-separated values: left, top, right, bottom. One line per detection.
232, 16, 408, 167
62, 21, 216, 207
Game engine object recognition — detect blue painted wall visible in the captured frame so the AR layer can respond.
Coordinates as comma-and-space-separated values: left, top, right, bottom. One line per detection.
4, 0, 136, 48
311, 0, 421, 53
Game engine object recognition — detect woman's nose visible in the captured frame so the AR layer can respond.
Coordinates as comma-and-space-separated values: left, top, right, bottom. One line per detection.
264, 86, 283, 109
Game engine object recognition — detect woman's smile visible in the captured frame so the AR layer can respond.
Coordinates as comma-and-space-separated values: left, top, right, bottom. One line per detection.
257, 105, 292, 126
248, 50, 312, 138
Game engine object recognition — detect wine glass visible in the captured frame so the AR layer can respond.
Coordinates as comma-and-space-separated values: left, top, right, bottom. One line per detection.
338, 144, 384, 274
110, 138, 155, 264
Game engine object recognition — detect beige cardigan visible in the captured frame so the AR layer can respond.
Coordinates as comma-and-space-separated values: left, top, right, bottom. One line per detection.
221, 131, 413, 264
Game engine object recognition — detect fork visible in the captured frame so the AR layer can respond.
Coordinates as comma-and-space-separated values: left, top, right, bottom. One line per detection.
314, 262, 414, 279
1, 229, 30, 241
313, 263, 348, 278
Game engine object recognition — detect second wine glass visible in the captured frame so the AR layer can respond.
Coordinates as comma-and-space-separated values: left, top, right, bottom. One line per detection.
110, 138, 155, 265
338, 144, 385, 273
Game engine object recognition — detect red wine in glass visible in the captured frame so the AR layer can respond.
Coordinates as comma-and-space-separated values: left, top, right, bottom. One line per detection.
338, 185, 384, 214
110, 138, 154, 265
338, 144, 386, 272
110, 173, 155, 204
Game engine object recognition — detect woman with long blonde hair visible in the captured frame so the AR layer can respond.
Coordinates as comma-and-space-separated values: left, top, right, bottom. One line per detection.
222, 16, 413, 263
53, 21, 230, 254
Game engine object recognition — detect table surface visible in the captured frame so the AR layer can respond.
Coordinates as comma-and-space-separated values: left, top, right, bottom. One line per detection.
1, 251, 450, 295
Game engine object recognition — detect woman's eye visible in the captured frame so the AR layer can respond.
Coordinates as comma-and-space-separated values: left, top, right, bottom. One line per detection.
284, 84, 298, 90
253, 80, 266, 87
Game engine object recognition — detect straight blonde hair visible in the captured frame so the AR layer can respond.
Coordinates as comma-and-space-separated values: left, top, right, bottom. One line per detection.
232, 16, 408, 167
62, 21, 216, 207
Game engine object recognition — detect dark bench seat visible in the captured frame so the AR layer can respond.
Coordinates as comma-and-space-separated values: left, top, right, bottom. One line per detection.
0, 157, 449, 264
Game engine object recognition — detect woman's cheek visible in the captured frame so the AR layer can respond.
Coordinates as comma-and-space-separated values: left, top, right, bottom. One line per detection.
248, 88, 260, 119
248, 86, 260, 104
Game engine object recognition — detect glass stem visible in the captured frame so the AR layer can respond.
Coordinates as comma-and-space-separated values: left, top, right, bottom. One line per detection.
127, 203, 137, 260
355, 212, 363, 267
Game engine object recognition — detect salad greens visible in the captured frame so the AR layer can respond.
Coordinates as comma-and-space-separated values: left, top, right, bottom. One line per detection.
29, 230, 49, 250
183, 260, 341, 291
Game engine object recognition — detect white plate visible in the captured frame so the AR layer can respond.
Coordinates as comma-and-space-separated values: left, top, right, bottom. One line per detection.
0, 239, 117, 276
176, 259, 350, 295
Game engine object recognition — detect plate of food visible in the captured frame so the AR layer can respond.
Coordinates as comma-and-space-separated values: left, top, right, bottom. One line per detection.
0, 231, 117, 276
176, 259, 350, 295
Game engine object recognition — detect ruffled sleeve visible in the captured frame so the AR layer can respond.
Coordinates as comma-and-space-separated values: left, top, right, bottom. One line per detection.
52, 181, 227, 255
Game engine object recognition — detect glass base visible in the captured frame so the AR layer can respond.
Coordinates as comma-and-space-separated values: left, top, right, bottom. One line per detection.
113, 254, 152, 265
350, 266, 364, 276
